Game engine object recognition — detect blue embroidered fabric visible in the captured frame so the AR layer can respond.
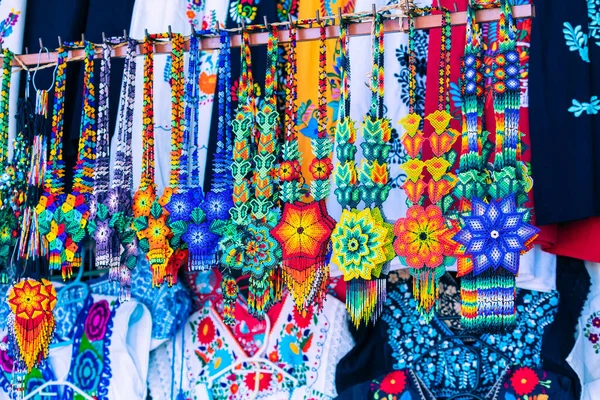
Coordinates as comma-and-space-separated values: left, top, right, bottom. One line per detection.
383, 282, 559, 398
90, 254, 192, 342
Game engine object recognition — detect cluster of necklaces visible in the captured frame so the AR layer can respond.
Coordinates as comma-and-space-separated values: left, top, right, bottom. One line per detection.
1, 0, 538, 375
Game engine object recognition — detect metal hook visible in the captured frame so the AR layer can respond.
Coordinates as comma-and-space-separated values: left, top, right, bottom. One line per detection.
372, 3, 377, 18
39, 38, 43, 51
81, 33, 85, 43
453, 3, 458, 12
124, 29, 128, 40
338, 7, 344, 24
241, 19, 246, 32
102, 32, 106, 43
288, 13, 294, 28
58, 36, 62, 48
405, 0, 411, 15
24, 47, 28, 54
145, 29, 150, 41
316, 10, 321, 24
168, 25, 173, 39
264, 16, 269, 29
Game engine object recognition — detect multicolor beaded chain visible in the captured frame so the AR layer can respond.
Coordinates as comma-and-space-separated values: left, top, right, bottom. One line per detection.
452, 0, 538, 332
88, 36, 138, 301
271, 21, 335, 312
0, 49, 20, 274
133, 32, 184, 287
215, 27, 282, 322
394, 8, 460, 322
330, 14, 393, 327
180, 31, 233, 272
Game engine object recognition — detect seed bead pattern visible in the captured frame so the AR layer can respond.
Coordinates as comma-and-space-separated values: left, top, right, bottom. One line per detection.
36, 47, 67, 274
57, 40, 96, 279
271, 23, 335, 312
394, 8, 459, 322
132, 33, 175, 287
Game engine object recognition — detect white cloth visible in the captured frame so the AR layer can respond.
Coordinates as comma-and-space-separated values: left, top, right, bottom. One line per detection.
48, 294, 152, 400
567, 262, 600, 400
148, 294, 354, 400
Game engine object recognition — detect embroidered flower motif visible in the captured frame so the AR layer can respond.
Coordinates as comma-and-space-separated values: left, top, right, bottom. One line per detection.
244, 372, 272, 392
84, 300, 110, 341
199, 71, 217, 95
331, 209, 388, 281
0, 336, 14, 373
394, 205, 456, 269
452, 197, 539, 276
379, 370, 407, 395
271, 201, 333, 264
197, 317, 216, 345
279, 334, 304, 366
292, 305, 314, 329
73, 349, 102, 391
584, 311, 600, 353
510, 367, 539, 396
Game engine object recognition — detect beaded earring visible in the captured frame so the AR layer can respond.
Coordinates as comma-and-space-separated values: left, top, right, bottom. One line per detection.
271, 21, 336, 312
452, 0, 538, 332
394, 8, 460, 322
330, 14, 394, 326
87, 36, 138, 301
214, 27, 282, 322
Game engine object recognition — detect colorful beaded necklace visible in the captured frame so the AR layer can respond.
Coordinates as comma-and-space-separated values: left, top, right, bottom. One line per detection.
133, 32, 184, 287
330, 14, 394, 327
215, 27, 282, 322
87, 36, 138, 301
271, 21, 336, 312
0, 49, 20, 273
393, 8, 459, 322
452, 0, 538, 332
178, 31, 233, 272
19, 54, 58, 263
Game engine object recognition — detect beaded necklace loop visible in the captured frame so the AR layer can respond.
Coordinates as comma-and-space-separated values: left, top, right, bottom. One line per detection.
271, 21, 336, 312
331, 14, 394, 327
452, 0, 539, 333
36, 46, 67, 275
133, 32, 187, 287
393, 8, 460, 322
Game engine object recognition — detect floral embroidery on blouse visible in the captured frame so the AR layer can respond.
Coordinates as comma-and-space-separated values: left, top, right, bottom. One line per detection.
584, 311, 600, 353
229, 0, 259, 24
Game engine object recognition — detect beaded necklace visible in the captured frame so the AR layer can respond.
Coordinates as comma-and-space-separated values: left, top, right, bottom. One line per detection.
215, 27, 282, 322
393, 8, 459, 322
330, 14, 393, 327
0, 49, 20, 272
35, 44, 80, 279
271, 21, 335, 312
133, 32, 184, 287
178, 31, 233, 273
88, 36, 138, 301
452, 0, 538, 333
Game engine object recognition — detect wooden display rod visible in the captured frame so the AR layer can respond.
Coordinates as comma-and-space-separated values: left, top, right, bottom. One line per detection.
11, 4, 533, 69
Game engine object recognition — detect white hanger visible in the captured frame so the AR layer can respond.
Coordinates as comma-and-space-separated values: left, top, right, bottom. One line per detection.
206, 313, 299, 388
22, 379, 94, 400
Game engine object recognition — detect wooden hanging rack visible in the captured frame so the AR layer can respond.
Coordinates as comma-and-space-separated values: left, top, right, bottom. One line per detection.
10, 4, 533, 71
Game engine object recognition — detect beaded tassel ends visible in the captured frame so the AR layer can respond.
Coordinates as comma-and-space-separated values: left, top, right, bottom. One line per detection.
7, 279, 56, 372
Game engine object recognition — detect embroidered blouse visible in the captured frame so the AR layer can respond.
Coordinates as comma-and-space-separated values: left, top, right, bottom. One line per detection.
148, 281, 354, 400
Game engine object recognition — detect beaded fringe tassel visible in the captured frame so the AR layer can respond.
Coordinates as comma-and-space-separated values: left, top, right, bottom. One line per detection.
282, 261, 329, 312
346, 278, 386, 327
461, 268, 517, 333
